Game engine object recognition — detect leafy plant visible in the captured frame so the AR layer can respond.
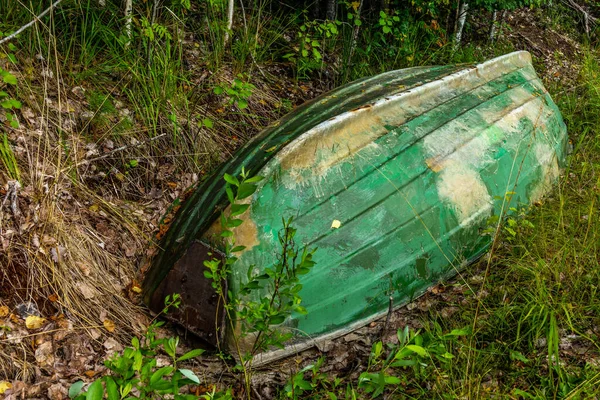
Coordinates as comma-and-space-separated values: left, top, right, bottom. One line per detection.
378, 10, 401, 35
283, 16, 340, 79
213, 75, 255, 110
358, 326, 462, 398
0, 37, 20, 129
203, 168, 316, 397
69, 294, 206, 400
283, 357, 344, 399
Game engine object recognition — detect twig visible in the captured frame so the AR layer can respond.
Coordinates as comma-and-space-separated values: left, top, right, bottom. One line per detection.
561, 0, 597, 35
516, 32, 545, 56
67, 133, 167, 171
252, 386, 263, 400
0, 0, 63, 45
380, 295, 393, 340
1, 180, 22, 221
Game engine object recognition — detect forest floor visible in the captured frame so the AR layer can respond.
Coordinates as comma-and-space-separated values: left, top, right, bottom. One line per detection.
1, 4, 599, 399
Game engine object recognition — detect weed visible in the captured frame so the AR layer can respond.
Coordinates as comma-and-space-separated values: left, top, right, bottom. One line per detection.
0, 133, 19, 181
69, 294, 208, 399
284, 16, 340, 79
0, 36, 20, 130
203, 168, 316, 398
283, 357, 343, 398
213, 74, 256, 110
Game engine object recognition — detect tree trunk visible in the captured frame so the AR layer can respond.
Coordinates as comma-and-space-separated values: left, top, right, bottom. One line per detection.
311, 0, 320, 19
453, 1, 468, 49
224, 0, 234, 45
489, 9, 498, 43
147, 0, 160, 65
380, 0, 389, 15
326, 0, 336, 20
124, 0, 133, 42
345, 0, 363, 81
496, 10, 507, 42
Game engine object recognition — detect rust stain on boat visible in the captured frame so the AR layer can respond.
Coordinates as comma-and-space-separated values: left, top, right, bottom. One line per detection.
203, 202, 260, 253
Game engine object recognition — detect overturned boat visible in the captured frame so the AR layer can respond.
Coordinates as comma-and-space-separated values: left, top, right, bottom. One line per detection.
142, 51, 568, 362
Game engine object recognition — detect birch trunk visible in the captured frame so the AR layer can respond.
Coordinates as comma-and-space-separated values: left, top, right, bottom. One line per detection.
124, 0, 133, 42
453, 1, 468, 49
345, 0, 363, 81
224, 0, 234, 45
489, 9, 498, 43
326, 0, 336, 21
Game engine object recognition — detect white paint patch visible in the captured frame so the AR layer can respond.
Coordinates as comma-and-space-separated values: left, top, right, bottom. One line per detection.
436, 162, 493, 224
424, 86, 550, 226
530, 142, 560, 203
269, 51, 535, 193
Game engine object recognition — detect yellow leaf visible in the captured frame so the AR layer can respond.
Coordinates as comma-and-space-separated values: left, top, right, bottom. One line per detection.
131, 284, 142, 293
331, 220, 342, 229
351, 1, 360, 10
0, 381, 12, 394
89, 204, 99, 212
0, 305, 9, 318
25, 315, 46, 330
103, 319, 116, 332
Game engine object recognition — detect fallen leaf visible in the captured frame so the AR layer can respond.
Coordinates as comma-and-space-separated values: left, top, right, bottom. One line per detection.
131, 282, 142, 293
84, 370, 96, 378
331, 219, 341, 229
431, 285, 445, 294
76, 262, 91, 276
78, 282, 96, 299
25, 315, 46, 330
34, 342, 54, 366
0, 305, 8, 318
89, 204, 99, 212
0, 381, 12, 394
103, 319, 115, 332
103, 337, 122, 351
48, 294, 59, 302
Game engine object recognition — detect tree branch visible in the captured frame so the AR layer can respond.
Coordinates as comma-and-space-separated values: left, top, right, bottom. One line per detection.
0, 0, 63, 46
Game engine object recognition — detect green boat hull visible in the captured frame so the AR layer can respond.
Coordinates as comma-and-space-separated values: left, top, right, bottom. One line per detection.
143, 51, 568, 361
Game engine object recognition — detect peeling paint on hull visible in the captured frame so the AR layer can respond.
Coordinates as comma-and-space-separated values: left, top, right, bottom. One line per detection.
142, 51, 568, 363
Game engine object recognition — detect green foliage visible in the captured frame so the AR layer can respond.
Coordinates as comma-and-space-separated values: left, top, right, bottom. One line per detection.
0, 36, 20, 130
283, 357, 344, 399
236, 216, 316, 355
69, 294, 207, 400
204, 168, 316, 357
357, 326, 462, 397
281, 326, 466, 399
284, 15, 340, 79
378, 11, 401, 36
483, 203, 535, 240
0, 133, 19, 181
203, 168, 316, 398
214, 75, 255, 110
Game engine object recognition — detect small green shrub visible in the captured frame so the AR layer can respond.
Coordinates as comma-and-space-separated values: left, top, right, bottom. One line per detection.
213, 75, 256, 110
69, 295, 207, 400
203, 168, 316, 398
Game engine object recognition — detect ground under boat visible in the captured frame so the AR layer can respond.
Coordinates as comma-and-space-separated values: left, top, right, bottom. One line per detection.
142, 51, 568, 363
